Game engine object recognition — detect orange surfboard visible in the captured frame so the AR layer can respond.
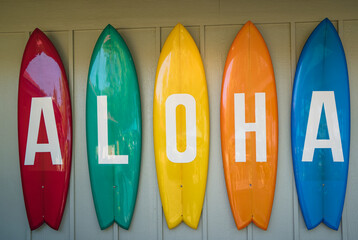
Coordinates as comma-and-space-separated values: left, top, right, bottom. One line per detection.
220, 21, 278, 230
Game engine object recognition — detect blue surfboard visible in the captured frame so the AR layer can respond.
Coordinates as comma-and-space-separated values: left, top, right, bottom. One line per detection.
291, 18, 350, 230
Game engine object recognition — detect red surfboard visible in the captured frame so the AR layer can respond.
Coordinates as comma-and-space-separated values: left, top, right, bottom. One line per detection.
18, 28, 72, 230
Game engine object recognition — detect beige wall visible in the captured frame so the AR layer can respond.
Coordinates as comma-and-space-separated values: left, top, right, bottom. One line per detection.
1, 1, 358, 240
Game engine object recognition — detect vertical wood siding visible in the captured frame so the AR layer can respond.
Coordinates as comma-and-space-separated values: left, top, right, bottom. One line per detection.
0, 3, 358, 239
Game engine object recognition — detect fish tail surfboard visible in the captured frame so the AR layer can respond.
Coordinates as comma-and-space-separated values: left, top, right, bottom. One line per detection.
291, 18, 350, 230
221, 21, 278, 230
86, 24, 142, 230
154, 23, 209, 229
18, 28, 73, 230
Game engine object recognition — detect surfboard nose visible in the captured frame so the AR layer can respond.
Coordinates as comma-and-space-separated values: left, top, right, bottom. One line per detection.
32, 28, 42, 36
104, 24, 116, 33
244, 20, 253, 27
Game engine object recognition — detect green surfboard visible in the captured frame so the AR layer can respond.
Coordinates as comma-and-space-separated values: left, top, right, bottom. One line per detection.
86, 24, 142, 230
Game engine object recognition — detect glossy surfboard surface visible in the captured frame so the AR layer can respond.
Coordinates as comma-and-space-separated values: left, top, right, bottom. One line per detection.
291, 18, 350, 230
18, 28, 72, 230
153, 23, 209, 229
86, 24, 141, 230
221, 21, 278, 230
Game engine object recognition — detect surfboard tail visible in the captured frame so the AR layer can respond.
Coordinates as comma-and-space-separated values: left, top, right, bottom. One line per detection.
114, 165, 140, 230
323, 179, 348, 230
182, 156, 209, 229
43, 172, 69, 230
22, 179, 44, 230
252, 192, 274, 230
88, 144, 140, 231
227, 188, 252, 230
88, 166, 115, 230
165, 213, 182, 229
155, 151, 183, 229
295, 178, 323, 230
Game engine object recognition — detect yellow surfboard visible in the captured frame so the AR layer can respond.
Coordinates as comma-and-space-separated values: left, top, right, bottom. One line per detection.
153, 23, 209, 229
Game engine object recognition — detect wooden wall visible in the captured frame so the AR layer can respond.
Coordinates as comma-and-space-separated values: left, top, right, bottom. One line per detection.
1, 1, 357, 239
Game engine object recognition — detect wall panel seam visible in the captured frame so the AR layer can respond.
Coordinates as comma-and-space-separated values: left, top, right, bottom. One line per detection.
68, 29, 75, 240
114, 224, 118, 240
3, 20, 358, 35
72, 27, 160, 33
155, 26, 163, 240
338, 19, 348, 240
24, 31, 32, 240
200, 24, 208, 240
247, 224, 253, 240
290, 21, 299, 240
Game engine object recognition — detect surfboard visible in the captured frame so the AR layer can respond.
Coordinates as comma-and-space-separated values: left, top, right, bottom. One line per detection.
86, 24, 142, 230
18, 28, 72, 230
221, 21, 278, 230
291, 18, 350, 230
153, 23, 209, 229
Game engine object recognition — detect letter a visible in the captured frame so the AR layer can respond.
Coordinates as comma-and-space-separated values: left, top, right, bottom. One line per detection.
25, 97, 62, 165
234, 93, 266, 162
302, 91, 344, 162
97, 96, 128, 164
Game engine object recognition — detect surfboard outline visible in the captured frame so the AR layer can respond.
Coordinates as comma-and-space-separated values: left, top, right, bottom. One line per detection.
86, 24, 142, 230
291, 18, 350, 230
153, 23, 210, 229
221, 21, 278, 230
18, 28, 73, 230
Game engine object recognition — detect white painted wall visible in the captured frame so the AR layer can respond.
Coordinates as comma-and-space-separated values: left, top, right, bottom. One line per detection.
0, 1, 357, 240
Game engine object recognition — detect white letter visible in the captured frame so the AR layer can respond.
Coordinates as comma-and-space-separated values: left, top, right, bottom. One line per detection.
235, 93, 266, 162
166, 94, 196, 163
25, 97, 62, 165
97, 96, 128, 164
302, 91, 344, 162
